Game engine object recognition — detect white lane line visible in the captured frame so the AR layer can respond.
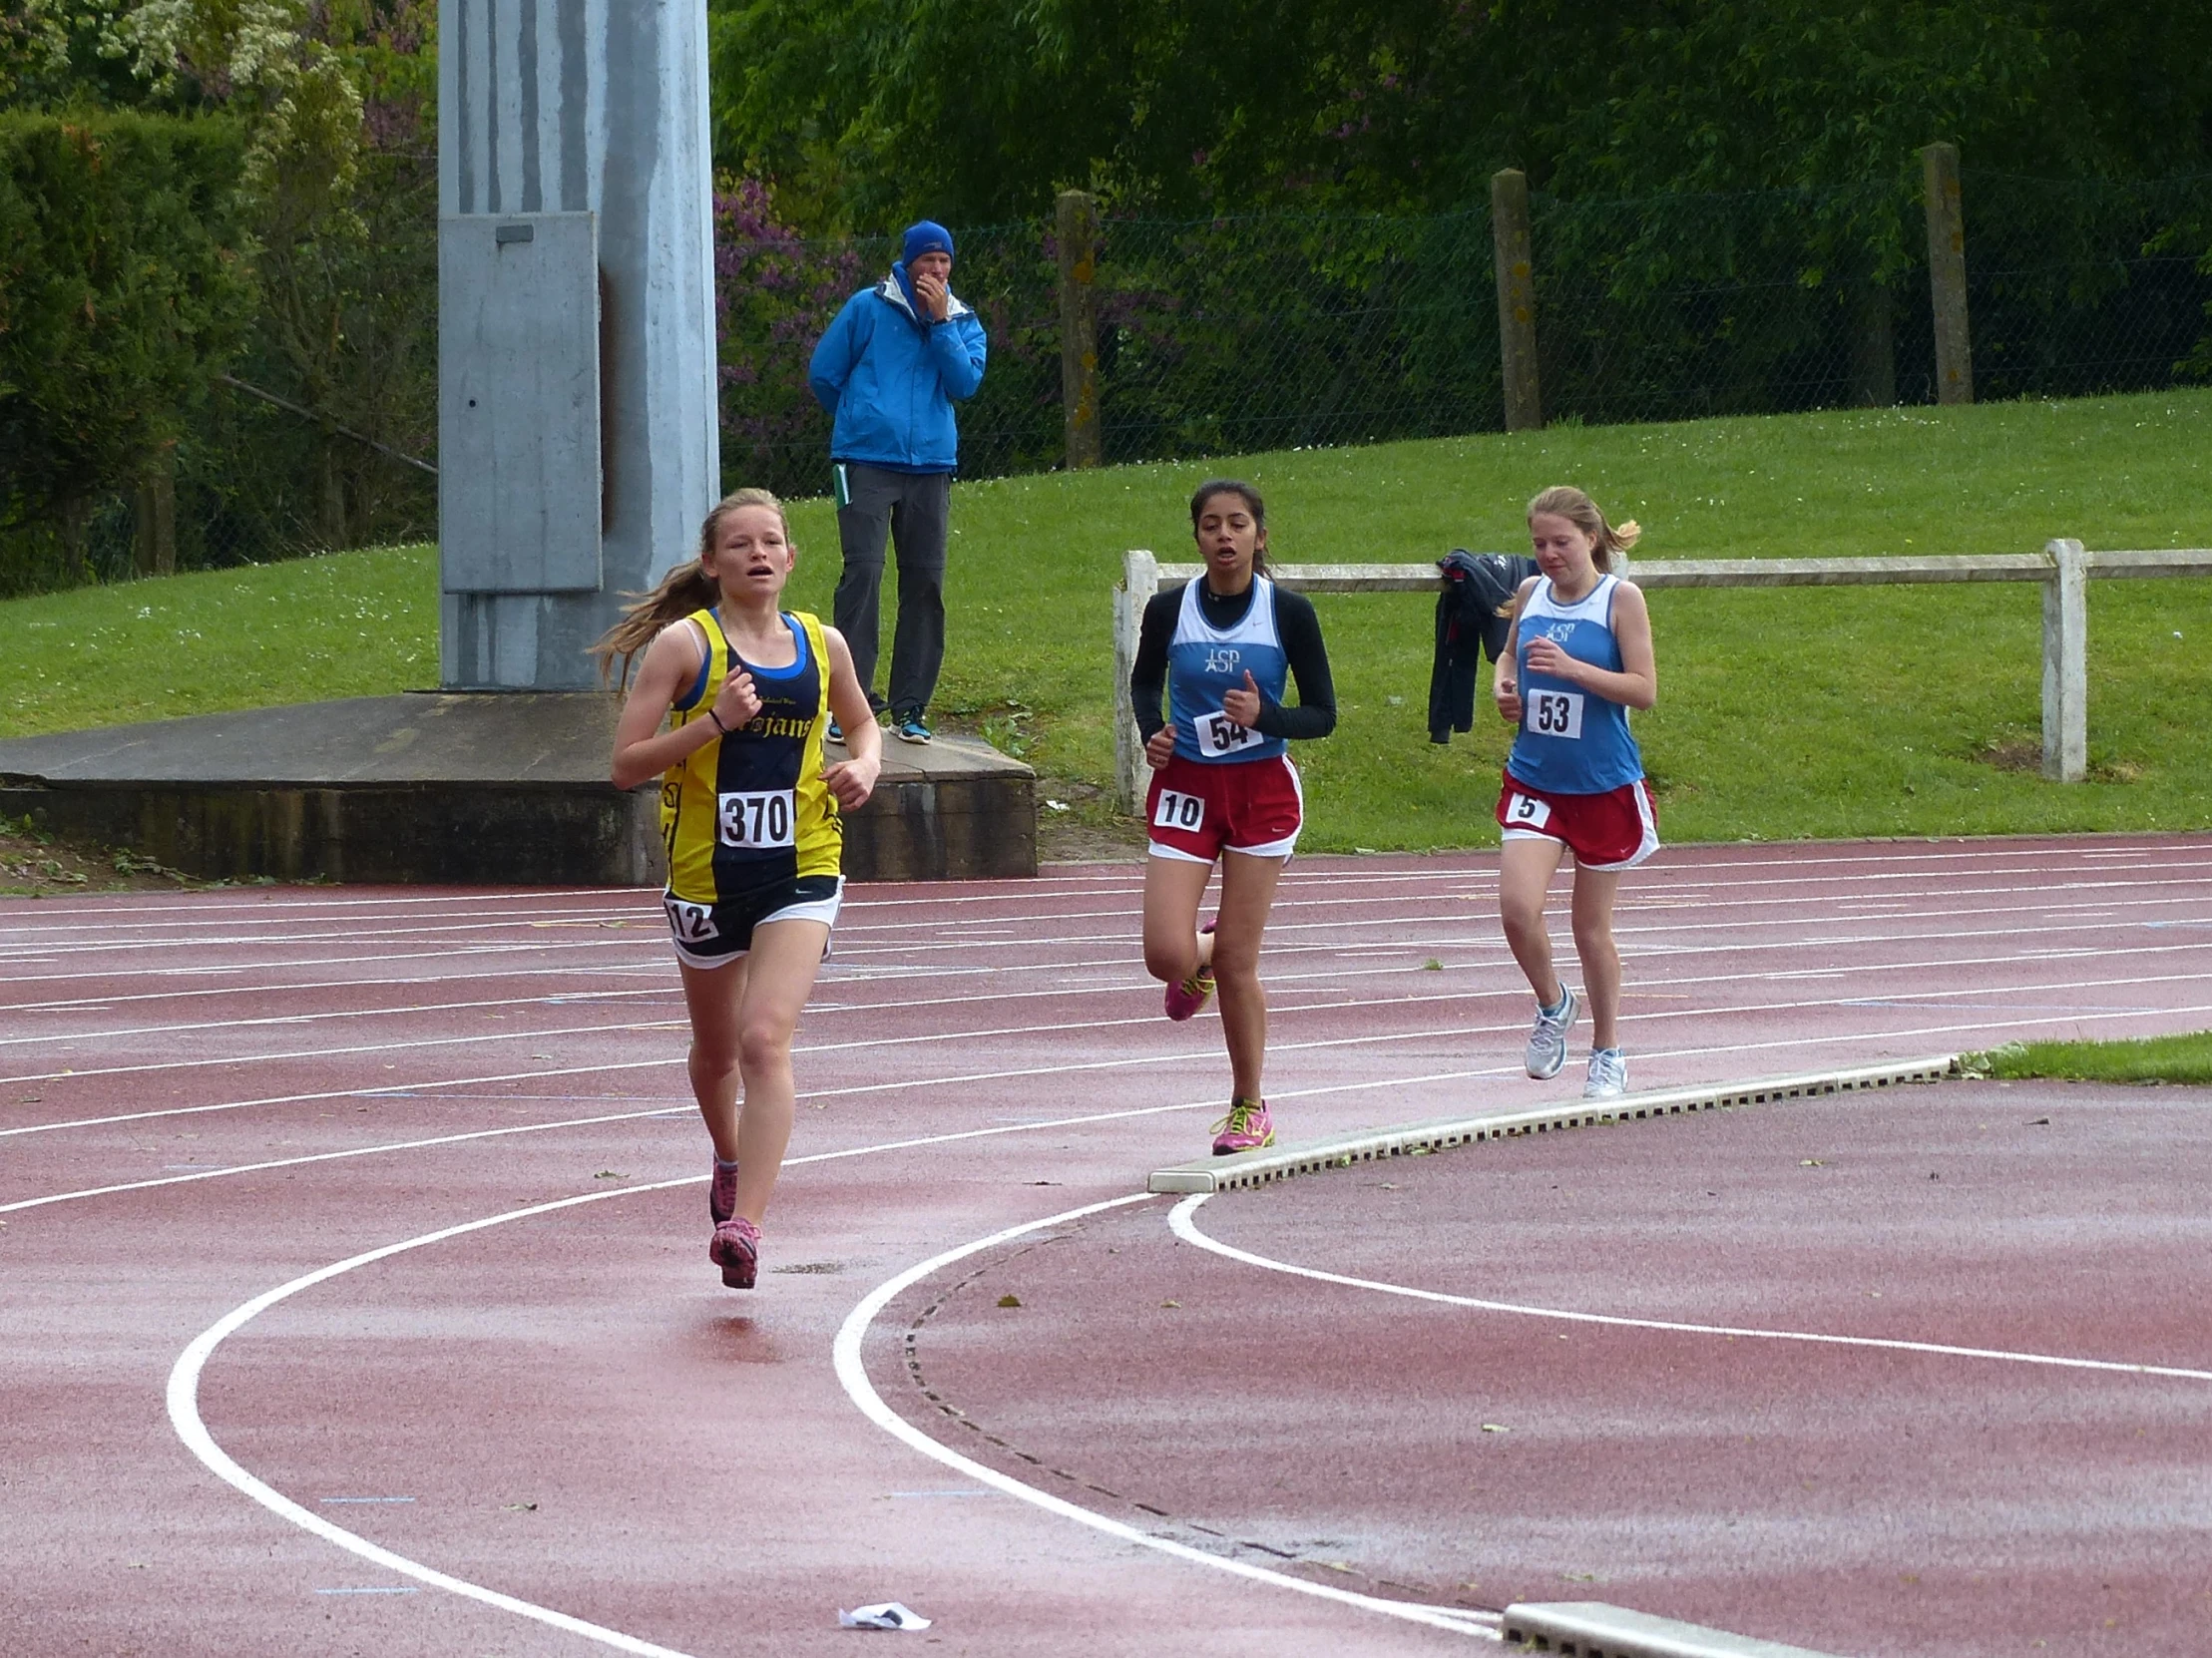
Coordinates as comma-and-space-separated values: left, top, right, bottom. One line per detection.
1, 1059, 1546, 1215
8, 876, 2208, 997
15, 836, 2212, 938
166, 1179, 707, 1658
15, 941, 2212, 1142
831, 1195, 1500, 1639
9, 859, 2212, 1010
1167, 1195, 2212, 1383
9, 881, 2206, 1039
11, 926, 2198, 1091
20, 957, 2211, 1215
11, 859, 2210, 967
166, 1144, 1500, 1649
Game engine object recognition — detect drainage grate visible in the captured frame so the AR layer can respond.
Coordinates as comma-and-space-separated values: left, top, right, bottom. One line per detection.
1502, 1601, 1848, 1658
1145, 1055, 1961, 1195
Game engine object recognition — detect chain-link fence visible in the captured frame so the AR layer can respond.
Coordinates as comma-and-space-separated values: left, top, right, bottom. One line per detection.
11, 170, 2212, 598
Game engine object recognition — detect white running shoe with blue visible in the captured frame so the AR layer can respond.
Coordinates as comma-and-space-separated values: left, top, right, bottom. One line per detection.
1583, 1045, 1627, 1099
1525, 986, 1579, 1079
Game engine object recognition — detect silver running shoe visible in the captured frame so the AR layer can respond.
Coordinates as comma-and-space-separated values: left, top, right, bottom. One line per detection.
1584, 1045, 1628, 1099
1525, 986, 1579, 1079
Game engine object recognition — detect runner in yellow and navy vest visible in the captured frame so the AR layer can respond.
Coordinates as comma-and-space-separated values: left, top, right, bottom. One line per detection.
597, 489, 882, 1291
1128, 480, 1337, 1159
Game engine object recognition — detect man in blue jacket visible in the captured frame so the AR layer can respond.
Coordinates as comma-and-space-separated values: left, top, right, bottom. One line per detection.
807, 219, 988, 745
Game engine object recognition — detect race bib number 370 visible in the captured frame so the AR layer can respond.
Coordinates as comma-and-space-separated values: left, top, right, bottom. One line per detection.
1528, 689, 1585, 740
717, 789, 796, 850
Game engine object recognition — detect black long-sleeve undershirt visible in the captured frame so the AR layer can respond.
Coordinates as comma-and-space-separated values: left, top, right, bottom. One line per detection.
1129, 581, 1338, 743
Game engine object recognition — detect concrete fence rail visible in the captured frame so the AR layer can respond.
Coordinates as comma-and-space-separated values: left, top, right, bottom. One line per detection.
1110, 542, 2212, 812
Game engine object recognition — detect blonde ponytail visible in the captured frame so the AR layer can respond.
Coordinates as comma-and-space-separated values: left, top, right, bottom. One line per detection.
587, 488, 793, 687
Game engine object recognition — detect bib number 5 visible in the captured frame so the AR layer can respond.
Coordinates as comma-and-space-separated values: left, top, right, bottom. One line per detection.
1197, 711, 1259, 758
1529, 689, 1585, 740
717, 789, 796, 850
1504, 792, 1553, 830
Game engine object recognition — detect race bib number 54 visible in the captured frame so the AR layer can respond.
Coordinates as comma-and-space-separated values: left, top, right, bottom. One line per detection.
718, 789, 796, 849
1197, 711, 1260, 758
1528, 689, 1585, 740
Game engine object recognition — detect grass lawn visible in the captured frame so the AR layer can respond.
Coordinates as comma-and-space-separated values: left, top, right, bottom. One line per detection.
1969, 1034, 2212, 1086
5, 388, 2211, 850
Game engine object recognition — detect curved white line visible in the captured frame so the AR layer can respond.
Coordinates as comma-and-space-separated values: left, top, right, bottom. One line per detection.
167, 1179, 704, 1658
168, 1144, 1506, 1650
1168, 1195, 2212, 1383
830, 1194, 1499, 1640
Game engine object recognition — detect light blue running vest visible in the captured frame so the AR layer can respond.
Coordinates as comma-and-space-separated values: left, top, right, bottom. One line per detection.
1166, 577, 1290, 764
1507, 573, 1645, 794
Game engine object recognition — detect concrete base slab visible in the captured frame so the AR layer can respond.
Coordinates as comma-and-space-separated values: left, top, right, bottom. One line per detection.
0, 694, 1035, 885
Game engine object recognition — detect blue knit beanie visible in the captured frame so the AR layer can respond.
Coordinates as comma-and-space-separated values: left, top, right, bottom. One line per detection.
902, 220, 954, 264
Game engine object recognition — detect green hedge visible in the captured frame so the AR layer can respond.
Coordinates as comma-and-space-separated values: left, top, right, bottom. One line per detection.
0, 111, 255, 593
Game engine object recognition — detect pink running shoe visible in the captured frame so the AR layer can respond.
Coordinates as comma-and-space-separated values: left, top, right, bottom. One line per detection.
1163, 920, 1218, 1022
1209, 1097, 1274, 1156
709, 1159, 740, 1225
708, 1216, 761, 1289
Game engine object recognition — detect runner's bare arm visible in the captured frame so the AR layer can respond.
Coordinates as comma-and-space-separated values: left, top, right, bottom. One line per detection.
611, 622, 756, 789
819, 626, 883, 809
1493, 577, 1540, 722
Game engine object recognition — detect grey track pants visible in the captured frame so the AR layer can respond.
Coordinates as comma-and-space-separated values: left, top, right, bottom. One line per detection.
831, 462, 951, 717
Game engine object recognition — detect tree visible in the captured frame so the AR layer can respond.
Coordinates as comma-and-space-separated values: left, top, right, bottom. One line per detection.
708, 0, 2212, 228
0, 112, 255, 584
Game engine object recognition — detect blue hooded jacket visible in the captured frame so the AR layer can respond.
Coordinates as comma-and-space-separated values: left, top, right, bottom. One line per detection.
807, 265, 988, 474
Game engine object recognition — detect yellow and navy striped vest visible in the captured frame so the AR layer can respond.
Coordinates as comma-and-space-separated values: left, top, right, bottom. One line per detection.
660, 609, 842, 903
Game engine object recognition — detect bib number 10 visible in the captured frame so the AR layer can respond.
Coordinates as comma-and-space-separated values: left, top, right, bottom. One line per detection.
718, 789, 796, 850
1152, 789, 1205, 832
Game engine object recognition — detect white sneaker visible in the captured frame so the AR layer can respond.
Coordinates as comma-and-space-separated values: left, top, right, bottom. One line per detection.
1525, 987, 1579, 1079
1584, 1046, 1627, 1099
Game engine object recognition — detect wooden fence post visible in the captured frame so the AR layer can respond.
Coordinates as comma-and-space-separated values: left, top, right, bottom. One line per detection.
1057, 190, 1103, 470
1491, 169, 1542, 432
1922, 142, 1974, 405
2041, 538, 2087, 782
1112, 548, 1158, 812
134, 439, 177, 577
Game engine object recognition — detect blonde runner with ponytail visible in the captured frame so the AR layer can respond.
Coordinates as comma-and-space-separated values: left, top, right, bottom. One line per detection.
590, 490, 792, 688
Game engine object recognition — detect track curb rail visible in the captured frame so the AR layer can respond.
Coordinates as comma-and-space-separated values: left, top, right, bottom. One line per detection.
1147, 1054, 1964, 1195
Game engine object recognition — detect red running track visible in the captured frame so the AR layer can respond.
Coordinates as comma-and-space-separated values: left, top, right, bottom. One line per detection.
3, 836, 2209, 1656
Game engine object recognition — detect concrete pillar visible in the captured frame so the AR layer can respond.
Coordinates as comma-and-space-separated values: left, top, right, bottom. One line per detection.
1057, 190, 1102, 470
2040, 538, 2086, 782
1922, 142, 1973, 406
1113, 548, 1159, 813
438, 0, 719, 689
1491, 169, 1541, 432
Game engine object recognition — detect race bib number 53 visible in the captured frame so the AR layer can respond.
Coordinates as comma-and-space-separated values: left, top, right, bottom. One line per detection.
1528, 689, 1585, 739
718, 789, 796, 849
